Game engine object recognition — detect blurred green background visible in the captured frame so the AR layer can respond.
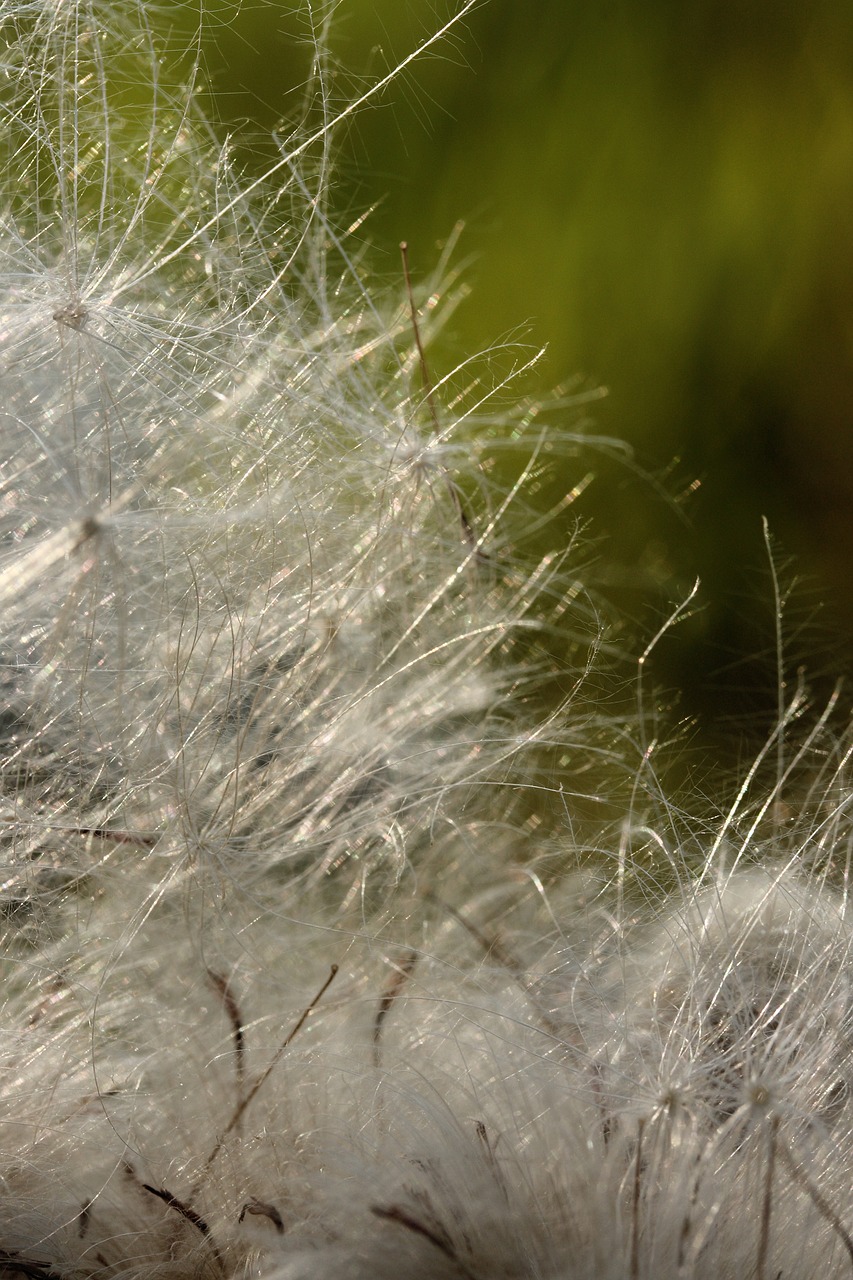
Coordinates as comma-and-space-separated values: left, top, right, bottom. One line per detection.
184, 0, 853, 758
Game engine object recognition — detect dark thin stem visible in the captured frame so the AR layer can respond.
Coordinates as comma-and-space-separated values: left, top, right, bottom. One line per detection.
476, 1119, 509, 1204
77, 1199, 92, 1239
137, 1180, 224, 1274
779, 1136, 853, 1273
0, 1251, 66, 1280
630, 1117, 645, 1280
373, 950, 418, 1068
204, 964, 339, 1172
142, 1184, 212, 1239
756, 1115, 779, 1280
72, 826, 156, 847
400, 241, 442, 439
207, 969, 245, 1096
676, 1138, 709, 1277
372, 1204, 478, 1280
427, 892, 562, 1037
239, 1199, 285, 1233
400, 241, 478, 550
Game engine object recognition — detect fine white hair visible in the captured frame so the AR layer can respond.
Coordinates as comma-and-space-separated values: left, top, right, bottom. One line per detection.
2, 4, 853, 1279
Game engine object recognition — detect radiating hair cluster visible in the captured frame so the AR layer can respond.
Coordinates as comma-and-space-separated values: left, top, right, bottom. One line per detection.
2, 3, 853, 1278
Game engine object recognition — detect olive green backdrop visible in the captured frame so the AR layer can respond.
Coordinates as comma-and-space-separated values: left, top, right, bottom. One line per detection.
177, 0, 853, 757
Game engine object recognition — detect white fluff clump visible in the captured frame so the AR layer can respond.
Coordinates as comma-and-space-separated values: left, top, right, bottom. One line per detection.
3, 3, 853, 1279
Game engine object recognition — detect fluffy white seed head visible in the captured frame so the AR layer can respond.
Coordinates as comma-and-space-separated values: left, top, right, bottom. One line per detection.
3, 4, 853, 1280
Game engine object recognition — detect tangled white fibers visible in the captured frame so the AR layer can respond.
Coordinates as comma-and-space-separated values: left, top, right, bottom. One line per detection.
2, 3, 853, 1278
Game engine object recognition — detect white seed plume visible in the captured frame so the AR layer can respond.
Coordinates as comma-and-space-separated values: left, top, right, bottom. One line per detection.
2, 4, 853, 1280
